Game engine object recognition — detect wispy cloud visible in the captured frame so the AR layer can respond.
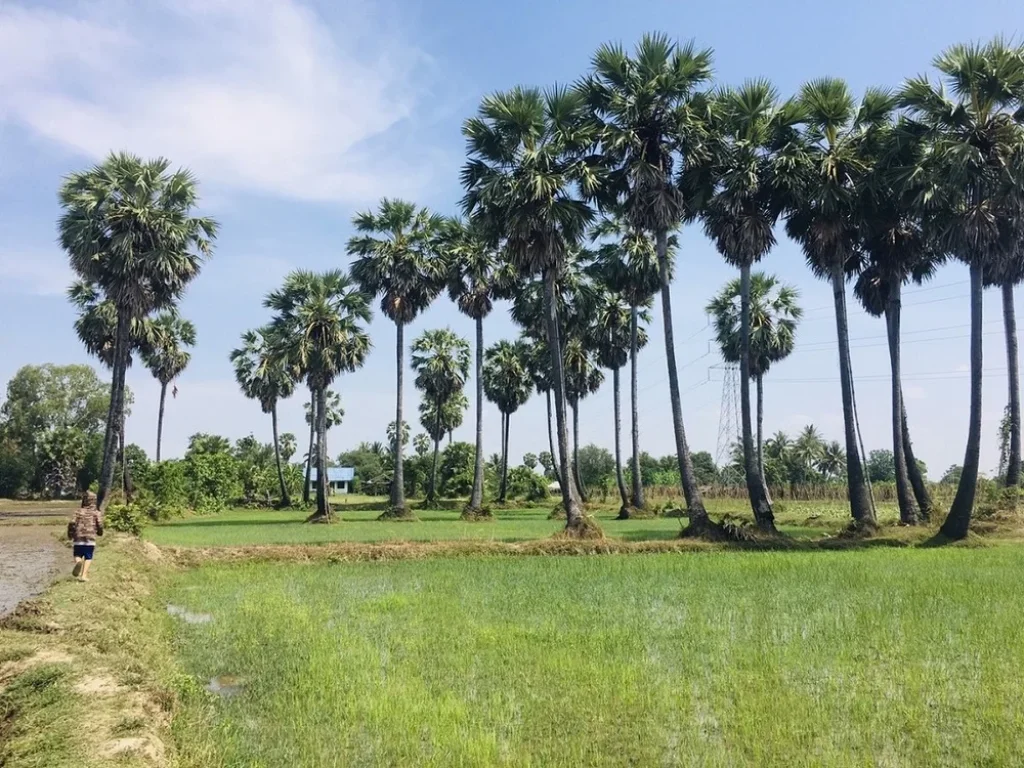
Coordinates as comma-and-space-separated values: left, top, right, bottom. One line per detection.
0, 251, 73, 296
0, 0, 439, 204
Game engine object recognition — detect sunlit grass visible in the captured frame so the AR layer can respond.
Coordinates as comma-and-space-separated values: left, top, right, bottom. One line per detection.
167, 547, 1024, 766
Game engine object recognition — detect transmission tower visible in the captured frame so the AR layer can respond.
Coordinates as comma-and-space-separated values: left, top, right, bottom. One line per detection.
715, 365, 742, 468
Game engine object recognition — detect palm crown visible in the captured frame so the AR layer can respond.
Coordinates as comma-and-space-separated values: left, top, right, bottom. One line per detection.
67, 280, 154, 368
230, 326, 296, 415
483, 341, 533, 415
143, 312, 196, 387
412, 328, 471, 404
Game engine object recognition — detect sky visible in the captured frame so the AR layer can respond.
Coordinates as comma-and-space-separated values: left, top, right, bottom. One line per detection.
1, 0, 1023, 479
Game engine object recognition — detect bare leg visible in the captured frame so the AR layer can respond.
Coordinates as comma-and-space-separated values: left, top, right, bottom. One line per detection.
73, 557, 84, 579
81, 559, 92, 581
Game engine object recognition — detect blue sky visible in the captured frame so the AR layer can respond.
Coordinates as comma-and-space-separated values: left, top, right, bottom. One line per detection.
1, 0, 1022, 478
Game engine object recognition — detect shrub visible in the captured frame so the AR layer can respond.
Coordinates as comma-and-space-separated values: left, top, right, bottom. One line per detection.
506, 466, 548, 501
143, 460, 189, 518
105, 503, 146, 535
184, 452, 241, 514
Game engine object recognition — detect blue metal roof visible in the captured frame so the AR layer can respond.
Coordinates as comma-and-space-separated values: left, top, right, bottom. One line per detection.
309, 467, 355, 482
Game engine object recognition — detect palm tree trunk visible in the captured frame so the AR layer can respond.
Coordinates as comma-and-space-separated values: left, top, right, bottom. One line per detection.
303, 391, 315, 504
740, 264, 774, 531
545, 390, 561, 486
831, 263, 874, 527
943, 262, 985, 539
543, 268, 585, 529
314, 385, 331, 520
902, 398, 932, 520
1002, 282, 1021, 486
499, 413, 511, 503
613, 366, 629, 515
885, 286, 917, 524
388, 320, 408, 515
572, 402, 588, 502
657, 230, 708, 530
468, 315, 485, 512
756, 374, 765, 483
630, 305, 645, 510
97, 309, 130, 510
272, 402, 290, 507
429, 399, 441, 504
119, 418, 133, 501
156, 381, 167, 463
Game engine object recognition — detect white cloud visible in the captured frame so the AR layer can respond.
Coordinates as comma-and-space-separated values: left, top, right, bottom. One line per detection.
0, 0, 438, 204
0, 251, 73, 296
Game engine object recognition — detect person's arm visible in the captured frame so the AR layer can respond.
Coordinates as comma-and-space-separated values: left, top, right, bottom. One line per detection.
95, 509, 104, 536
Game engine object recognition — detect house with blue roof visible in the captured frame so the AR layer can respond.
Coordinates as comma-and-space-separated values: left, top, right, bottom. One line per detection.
309, 467, 356, 496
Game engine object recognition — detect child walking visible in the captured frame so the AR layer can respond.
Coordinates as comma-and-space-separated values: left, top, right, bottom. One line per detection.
68, 491, 103, 582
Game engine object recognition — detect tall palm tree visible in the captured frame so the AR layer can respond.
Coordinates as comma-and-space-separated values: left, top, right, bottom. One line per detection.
142, 311, 196, 462
412, 328, 471, 505
461, 86, 599, 535
701, 82, 802, 530
302, 389, 343, 498
590, 217, 664, 513
231, 326, 296, 506
816, 441, 847, 480
985, 246, 1024, 486
483, 340, 533, 503
563, 336, 604, 502
706, 272, 801, 494
443, 217, 511, 516
901, 40, 1024, 538
349, 199, 445, 519
784, 80, 893, 529
581, 33, 716, 535
59, 153, 216, 508
265, 270, 372, 522
589, 281, 650, 517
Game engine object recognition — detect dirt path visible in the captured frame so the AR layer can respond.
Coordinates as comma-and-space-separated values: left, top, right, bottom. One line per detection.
0, 525, 66, 617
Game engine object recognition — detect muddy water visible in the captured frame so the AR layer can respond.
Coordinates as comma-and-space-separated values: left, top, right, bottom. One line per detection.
0, 526, 66, 617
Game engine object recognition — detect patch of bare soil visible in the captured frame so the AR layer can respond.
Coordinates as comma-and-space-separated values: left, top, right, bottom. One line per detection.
0, 526, 66, 617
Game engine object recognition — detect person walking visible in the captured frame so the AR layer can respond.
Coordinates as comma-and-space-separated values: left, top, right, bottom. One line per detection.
68, 491, 103, 582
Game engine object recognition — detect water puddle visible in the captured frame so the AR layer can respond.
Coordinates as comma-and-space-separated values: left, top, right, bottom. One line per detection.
206, 675, 245, 698
166, 604, 213, 624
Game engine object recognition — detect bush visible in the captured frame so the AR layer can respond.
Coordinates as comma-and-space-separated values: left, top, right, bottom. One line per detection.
184, 452, 241, 514
105, 503, 146, 535
143, 460, 189, 518
506, 466, 548, 501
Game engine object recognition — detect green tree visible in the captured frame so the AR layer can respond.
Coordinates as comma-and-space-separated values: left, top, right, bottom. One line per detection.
522, 453, 538, 471
867, 449, 897, 483
462, 85, 598, 534
59, 153, 217, 508
901, 40, 1024, 537
142, 311, 196, 462
231, 326, 297, 506
483, 340, 533, 503
816, 441, 847, 480
577, 444, 615, 491
266, 270, 372, 521
349, 198, 445, 519
186, 433, 232, 456
582, 33, 715, 534
691, 451, 719, 486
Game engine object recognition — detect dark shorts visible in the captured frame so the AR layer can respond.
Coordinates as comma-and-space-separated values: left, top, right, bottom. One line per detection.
73, 544, 95, 560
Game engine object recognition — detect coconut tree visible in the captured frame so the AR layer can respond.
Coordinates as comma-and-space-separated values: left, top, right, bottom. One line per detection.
461, 85, 600, 535
483, 340, 533, 503
700, 81, 803, 531
230, 326, 296, 506
581, 33, 716, 534
783, 80, 893, 529
142, 312, 196, 463
901, 40, 1024, 537
706, 272, 801, 494
563, 336, 605, 502
349, 199, 445, 519
590, 217, 664, 513
816, 441, 847, 480
589, 279, 650, 517
442, 217, 512, 516
265, 270, 372, 522
412, 328, 471, 505
58, 153, 216, 508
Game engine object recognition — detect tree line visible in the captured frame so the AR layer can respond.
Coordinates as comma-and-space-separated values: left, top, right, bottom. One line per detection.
52, 35, 1024, 540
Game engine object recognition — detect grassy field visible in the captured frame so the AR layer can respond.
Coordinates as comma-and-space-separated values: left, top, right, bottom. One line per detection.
165, 547, 1024, 767
145, 497, 905, 548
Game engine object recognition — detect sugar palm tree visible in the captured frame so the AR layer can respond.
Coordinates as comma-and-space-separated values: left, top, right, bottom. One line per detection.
303, 390, 343, 494
231, 326, 296, 506
265, 270, 372, 522
706, 272, 801, 495
142, 311, 196, 463
589, 280, 650, 517
59, 153, 217, 508
986, 246, 1024, 486
442, 217, 511, 516
901, 40, 1024, 537
462, 86, 599, 535
563, 336, 604, 502
590, 216, 665, 513
784, 80, 892, 529
581, 33, 717, 534
701, 81, 803, 531
483, 340, 533, 503
412, 328, 471, 505
349, 199, 445, 519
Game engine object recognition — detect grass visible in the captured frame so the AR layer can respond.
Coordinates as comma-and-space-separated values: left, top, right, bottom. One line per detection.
165, 547, 1024, 767
145, 497, 903, 548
